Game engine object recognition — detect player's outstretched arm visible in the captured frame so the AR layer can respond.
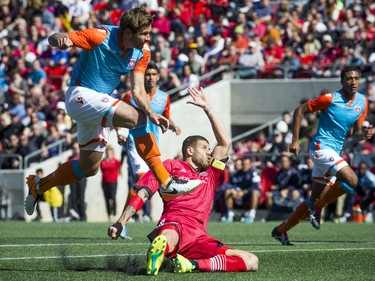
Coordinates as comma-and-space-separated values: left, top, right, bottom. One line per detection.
108, 188, 150, 239
131, 72, 169, 133
187, 87, 231, 160
289, 103, 309, 157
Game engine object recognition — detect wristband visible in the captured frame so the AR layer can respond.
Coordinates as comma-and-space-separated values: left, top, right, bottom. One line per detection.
210, 157, 226, 170
128, 194, 144, 212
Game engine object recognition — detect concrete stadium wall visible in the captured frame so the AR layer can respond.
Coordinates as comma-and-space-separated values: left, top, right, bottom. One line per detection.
231, 78, 341, 125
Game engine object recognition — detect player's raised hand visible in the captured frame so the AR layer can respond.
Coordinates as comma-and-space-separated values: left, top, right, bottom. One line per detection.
149, 112, 169, 133
289, 140, 301, 157
187, 87, 211, 111
108, 222, 123, 239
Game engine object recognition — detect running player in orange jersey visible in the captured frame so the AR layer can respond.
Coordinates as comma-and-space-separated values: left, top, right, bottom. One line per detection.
108, 87, 259, 275
272, 65, 374, 245
24, 6, 200, 217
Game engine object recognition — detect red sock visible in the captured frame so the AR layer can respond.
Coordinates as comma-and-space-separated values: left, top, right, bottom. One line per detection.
197, 255, 247, 272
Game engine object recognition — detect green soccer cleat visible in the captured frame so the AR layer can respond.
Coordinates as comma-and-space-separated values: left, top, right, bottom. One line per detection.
173, 254, 195, 274
146, 234, 167, 275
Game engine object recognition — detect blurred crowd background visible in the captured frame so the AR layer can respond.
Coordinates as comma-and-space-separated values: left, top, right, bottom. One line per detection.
0, 0, 374, 222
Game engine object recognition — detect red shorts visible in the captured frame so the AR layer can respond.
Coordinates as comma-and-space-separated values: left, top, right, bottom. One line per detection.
147, 220, 231, 259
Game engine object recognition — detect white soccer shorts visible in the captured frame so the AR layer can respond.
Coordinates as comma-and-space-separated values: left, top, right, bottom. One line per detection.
309, 148, 348, 185
65, 86, 121, 152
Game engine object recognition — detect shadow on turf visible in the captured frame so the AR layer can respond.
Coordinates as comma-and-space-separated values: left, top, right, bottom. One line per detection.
59, 249, 174, 275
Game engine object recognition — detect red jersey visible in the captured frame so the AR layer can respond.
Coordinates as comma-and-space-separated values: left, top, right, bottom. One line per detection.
100, 158, 121, 183
137, 159, 224, 230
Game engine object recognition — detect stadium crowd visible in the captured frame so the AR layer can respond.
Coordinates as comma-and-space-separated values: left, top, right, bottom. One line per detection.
0, 0, 374, 221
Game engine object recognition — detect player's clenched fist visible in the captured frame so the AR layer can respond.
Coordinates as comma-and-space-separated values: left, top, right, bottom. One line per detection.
108, 222, 123, 239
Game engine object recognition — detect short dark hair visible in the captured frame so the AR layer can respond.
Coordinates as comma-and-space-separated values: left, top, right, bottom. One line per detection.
182, 135, 209, 159
340, 65, 361, 81
146, 61, 160, 73
119, 6, 152, 34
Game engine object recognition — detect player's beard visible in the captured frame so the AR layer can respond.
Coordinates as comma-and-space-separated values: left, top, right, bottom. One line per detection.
193, 154, 209, 170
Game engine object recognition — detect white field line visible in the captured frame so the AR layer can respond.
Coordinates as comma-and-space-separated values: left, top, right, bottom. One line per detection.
1, 240, 375, 248
0, 247, 375, 261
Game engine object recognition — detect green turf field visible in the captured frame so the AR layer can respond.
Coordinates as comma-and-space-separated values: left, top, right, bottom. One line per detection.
0, 221, 374, 280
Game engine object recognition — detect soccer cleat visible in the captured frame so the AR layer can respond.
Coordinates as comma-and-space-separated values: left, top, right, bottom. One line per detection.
147, 234, 167, 275
160, 177, 201, 196
309, 208, 321, 230
173, 254, 195, 274
24, 175, 42, 215
271, 227, 293, 246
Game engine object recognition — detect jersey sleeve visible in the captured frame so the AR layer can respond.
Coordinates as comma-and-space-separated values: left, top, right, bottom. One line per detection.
307, 92, 333, 112
357, 96, 368, 124
162, 95, 171, 119
68, 27, 108, 50
133, 43, 150, 74
135, 169, 160, 196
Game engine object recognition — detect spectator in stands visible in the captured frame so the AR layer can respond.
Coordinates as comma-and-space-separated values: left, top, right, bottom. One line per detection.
323, 45, 355, 78
8, 94, 26, 120
45, 123, 61, 158
16, 132, 34, 163
67, 142, 87, 221
187, 48, 204, 76
297, 156, 314, 198
179, 64, 199, 96
154, 36, 172, 68
255, 0, 273, 23
28, 123, 48, 161
202, 34, 225, 71
265, 154, 302, 210
151, 7, 171, 39
262, 22, 282, 47
100, 144, 122, 221
158, 67, 181, 98
271, 46, 301, 78
263, 128, 289, 164
2, 113, 24, 140
218, 43, 240, 70
2, 133, 20, 169
263, 37, 284, 71
27, 59, 46, 88
223, 157, 261, 223
221, 158, 243, 222
8, 70, 28, 97
339, 162, 375, 223
237, 41, 265, 79
303, 33, 321, 58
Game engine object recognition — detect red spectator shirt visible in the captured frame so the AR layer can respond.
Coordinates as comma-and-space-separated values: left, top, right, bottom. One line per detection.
100, 157, 121, 183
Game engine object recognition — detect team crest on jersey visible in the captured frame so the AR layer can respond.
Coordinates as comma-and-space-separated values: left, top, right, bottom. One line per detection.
158, 102, 162, 107
102, 97, 109, 103
128, 58, 136, 68
355, 107, 361, 114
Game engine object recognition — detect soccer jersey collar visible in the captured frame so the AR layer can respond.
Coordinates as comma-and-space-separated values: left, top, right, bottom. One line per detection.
340, 89, 356, 102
